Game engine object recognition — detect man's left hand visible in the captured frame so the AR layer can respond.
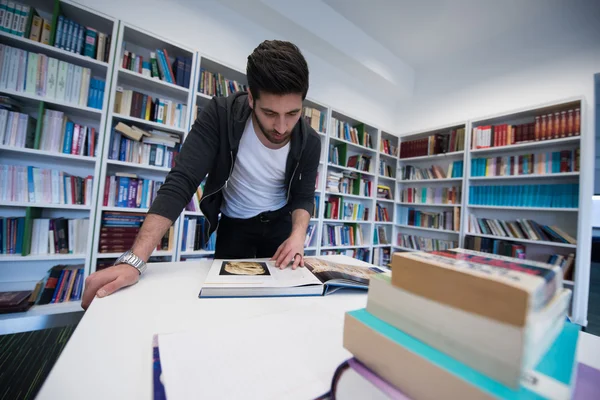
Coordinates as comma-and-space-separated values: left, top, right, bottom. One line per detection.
272, 232, 305, 269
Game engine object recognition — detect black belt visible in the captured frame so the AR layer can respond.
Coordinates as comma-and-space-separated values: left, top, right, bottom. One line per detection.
223, 207, 290, 224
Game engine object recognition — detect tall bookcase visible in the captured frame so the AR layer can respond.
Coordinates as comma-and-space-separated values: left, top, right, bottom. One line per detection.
394, 124, 467, 253
0, 0, 117, 322
90, 21, 197, 271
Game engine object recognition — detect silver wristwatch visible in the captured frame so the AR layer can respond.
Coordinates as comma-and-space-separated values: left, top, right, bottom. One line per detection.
114, 249, 147, 275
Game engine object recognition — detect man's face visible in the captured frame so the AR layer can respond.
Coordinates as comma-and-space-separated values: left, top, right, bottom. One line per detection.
249, 91, 303, 145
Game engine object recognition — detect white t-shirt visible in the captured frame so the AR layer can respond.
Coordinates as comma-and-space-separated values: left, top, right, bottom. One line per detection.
221, 118, 290, 219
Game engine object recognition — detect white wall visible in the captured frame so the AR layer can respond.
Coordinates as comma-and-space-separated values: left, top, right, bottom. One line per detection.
76, 0, 398, 130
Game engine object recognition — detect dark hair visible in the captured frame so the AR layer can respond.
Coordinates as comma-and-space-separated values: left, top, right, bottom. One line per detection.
247, 40, 309, 100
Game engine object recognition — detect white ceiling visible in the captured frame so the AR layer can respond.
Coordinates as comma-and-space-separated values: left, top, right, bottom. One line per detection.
323, 0, 600, 67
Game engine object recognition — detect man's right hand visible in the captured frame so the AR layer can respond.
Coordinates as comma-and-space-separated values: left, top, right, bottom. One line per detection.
81, 264, 140, 310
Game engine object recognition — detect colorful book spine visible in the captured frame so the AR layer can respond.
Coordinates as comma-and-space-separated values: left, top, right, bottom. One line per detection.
468, 184, 579, 208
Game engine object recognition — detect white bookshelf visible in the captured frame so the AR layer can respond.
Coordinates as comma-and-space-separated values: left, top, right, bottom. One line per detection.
394, 123, 468, 254
90, 21, 197, 271
0, 0, 118, 320
462, 98, 588, 326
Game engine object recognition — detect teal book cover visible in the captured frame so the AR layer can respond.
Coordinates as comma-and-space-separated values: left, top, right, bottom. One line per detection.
349, 309, 579, 399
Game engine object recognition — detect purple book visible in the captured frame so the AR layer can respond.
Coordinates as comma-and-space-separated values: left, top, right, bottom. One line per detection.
574, 362, 600, 400
127, 179, 138, 208
152, 335, 167, 400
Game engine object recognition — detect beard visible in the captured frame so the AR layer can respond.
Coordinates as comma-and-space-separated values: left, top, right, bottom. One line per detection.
252, 109, 292, 145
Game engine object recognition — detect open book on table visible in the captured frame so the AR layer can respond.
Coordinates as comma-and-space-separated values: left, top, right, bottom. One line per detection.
199, 257, 386, 298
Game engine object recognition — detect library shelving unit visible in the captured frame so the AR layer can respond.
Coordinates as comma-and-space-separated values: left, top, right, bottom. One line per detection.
393, 124, 467, 256
0, 0, 117, 322
463, 98, 589, 325
90, 21, 197, 272
372, 131, 399, 266
321, 109, 380, 262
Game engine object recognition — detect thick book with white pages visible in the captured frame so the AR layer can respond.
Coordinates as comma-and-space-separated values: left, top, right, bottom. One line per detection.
199, 256, 385, 298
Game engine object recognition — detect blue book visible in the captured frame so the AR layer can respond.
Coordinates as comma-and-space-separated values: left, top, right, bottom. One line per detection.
55, 16, 64, 49
15, 217, 24, 254
117, 177, 130, 207
62, 121, 74, 154
346, 309, 579, 399
181, 218, 188, 250
51, 270, 67, 303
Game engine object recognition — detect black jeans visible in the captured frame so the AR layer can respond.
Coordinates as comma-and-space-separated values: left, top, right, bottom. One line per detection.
214, 208, 292, 259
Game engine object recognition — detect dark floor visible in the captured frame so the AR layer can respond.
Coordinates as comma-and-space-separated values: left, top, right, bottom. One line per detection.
0, 325, 76, 400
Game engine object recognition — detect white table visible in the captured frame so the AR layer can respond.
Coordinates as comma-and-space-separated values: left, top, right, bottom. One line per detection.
36, 257, 600, 399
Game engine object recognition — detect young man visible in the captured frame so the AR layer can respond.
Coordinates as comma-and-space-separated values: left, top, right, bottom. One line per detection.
82, 40, 321, 310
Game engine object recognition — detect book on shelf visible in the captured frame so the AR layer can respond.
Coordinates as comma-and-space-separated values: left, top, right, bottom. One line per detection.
330, 117, 373, 149
0, 289, 36, 313
469, 183, 579, 208
379, 138, 397, 157
54, 14, 111, 62
326, 171, 372, 197
35, 264, 85, 305
198, 257, 385, 298
324, 198, 368, 221
199, 68, 247, 97
373, 226, 389, 245
0, 215, 88, 256
102, 172, 163, 209
400, 161, 463, 181
109, 123, 181, 168
465, 235, 527, 259
378, 160, 394, 177
397, 207, 460, 232
375, 203, 390, 222
372, 247, 391, 268
312, 194, 319, 217
181, 216, 215, 252
399, 185, 461, 205
0, 164, 93, 205
321, 248, 371, 262
346, 154, 371, 173
0, 44, 105, 109
399, 127, 465, 159
302, 106, 326, 133
322, 223, 365, 247
114, 87, 187, 129
121, 49, 192, 88
185, 186, 203, 213
468, 216, 577, 245
100, 211, 172, 253
471, 149, 579, 177
397, 234, 457, 251
376, 185, 392, 200
472, 109, 580, 149
304, 224, 316, 248
337, 248, 578, 399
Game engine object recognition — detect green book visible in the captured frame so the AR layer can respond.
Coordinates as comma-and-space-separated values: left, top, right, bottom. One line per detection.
33, 102, 44, 150
48, 0, 60, 46
21, 207, 42, 256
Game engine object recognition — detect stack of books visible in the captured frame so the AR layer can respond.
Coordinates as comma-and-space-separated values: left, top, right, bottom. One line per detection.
327, 248, 579, 399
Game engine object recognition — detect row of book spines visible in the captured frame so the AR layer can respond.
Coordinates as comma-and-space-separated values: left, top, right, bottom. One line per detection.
0, 165, 92, 204
464, 235, 527, 259
470, 150, 580, 177
103, 175, 163, 209
312, 195, 319, 217
380, 139, 398, 156
122, 49, 191, 88
97, 226, 172, 253
0, 217, 86, 255
472, 110, 581, 150
199, 68, 248, 97
0, 2, 50, 41
468, 184, 578, 208
399, 129, 465, 158
305, 224, 316, 247
375, 204, 390, 222
324, 202, 369, 221
469, 217, 576, 244
400, 186, 462, 204
0, 44, 104, 109
302, 106, 326, 133
39, 266, 85, 305
114, 88, 186, 128
397, 234, 457, 251
378, 162, 394, 177
327, 182, 373, 198
373, 227, 390, 245
322, 224, 364, 247
397, 208, 459, 231
55, 15, 110, 62
321, 249, 370, 262
109, 135, 177, 168
331, 119, 373, 149
181, 217, 214, 251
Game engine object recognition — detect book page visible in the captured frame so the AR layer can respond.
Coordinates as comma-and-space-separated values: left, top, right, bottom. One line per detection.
303, 257, 385, 286
202, 258, 322, 289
